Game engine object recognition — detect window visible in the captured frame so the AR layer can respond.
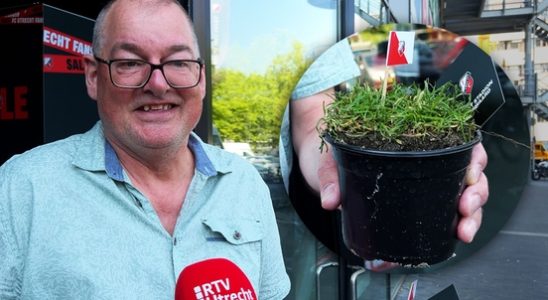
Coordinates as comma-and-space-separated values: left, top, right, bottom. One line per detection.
210, 1, 339, 299
510, 41, 520, 49
204, 1, 446, 299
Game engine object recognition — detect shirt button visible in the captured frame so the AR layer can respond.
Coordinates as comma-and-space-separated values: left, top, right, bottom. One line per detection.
233, 231, 241, 240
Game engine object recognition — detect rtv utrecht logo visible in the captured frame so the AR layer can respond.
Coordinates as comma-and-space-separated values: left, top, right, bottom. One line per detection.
192, 278, 254, 300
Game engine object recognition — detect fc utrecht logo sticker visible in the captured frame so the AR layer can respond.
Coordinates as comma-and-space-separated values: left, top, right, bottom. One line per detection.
459, 71, 474, 95
44, 56, 53, 68
398, 41, 405, 56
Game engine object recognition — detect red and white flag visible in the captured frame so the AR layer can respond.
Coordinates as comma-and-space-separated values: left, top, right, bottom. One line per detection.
386, 31, 415, 66
407, 279, 418, 300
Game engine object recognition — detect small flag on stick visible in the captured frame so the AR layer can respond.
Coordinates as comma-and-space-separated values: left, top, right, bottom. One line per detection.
381, 30, 416, 101
386, 31, 416, 66
407, 279, 418, 300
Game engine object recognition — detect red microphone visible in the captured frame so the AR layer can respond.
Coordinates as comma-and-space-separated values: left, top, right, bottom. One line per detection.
175, 258, 257, 300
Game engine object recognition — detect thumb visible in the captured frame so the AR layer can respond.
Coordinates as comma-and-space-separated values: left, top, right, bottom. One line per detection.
318, 150, 340, 210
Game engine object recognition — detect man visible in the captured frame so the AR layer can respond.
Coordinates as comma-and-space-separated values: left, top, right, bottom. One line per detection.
0, 0, 290, 299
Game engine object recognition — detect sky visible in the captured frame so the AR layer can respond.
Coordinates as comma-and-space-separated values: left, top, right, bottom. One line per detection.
210, 0, 339, 74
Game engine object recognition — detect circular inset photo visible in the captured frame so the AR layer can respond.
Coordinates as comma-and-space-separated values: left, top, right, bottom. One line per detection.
280, 23, 529, 272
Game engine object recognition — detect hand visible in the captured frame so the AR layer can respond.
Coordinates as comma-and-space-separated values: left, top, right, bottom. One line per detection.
456, 143, 489, 243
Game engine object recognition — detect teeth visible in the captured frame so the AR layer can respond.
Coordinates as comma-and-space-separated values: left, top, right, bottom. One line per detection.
142, 104, 172, 111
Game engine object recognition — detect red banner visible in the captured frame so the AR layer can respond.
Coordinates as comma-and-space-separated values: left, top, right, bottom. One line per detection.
43, 54, 85, 74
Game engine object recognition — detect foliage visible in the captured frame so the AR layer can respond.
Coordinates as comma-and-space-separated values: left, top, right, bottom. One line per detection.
212, 42, 310, 149
476, 35, 497, 54
356, 24, 392, 44
321, 82, 477, 151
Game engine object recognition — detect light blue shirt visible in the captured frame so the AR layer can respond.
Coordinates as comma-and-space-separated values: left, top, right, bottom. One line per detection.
0, 121, 290, 299
280, 39, 361, 189
289, 38, 361, 100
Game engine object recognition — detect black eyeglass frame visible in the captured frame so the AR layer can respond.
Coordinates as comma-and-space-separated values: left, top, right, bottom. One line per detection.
94, 56, 204, 89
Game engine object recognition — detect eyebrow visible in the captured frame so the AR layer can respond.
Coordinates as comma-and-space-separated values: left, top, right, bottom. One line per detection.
109, 42, 195, 57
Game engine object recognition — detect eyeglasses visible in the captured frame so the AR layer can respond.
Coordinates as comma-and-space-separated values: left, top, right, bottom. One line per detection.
94, 56, 204, 89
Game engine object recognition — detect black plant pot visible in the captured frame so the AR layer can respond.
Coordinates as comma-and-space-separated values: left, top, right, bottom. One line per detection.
326, 132, 482, 266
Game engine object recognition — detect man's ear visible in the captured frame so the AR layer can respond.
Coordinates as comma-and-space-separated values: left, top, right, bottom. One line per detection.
84, 55, 98, 101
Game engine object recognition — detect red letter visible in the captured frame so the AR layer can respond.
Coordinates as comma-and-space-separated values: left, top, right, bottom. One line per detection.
0, 87, 14, 120
14, 86, 29, 120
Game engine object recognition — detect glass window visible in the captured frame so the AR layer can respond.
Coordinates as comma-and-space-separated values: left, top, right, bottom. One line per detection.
210, 0, 336, 155
210, 1, 340, 299
208, 1, 440, 299
354, 0, 440, 31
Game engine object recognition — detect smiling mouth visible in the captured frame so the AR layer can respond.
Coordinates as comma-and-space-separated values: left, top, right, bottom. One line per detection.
140, 104, 174, 111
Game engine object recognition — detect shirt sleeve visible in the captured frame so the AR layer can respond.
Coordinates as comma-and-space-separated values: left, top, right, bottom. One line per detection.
290, 38, 361, 101
257, 179, 291, 299
0, 163, 23, 299
281, 38, 361, 191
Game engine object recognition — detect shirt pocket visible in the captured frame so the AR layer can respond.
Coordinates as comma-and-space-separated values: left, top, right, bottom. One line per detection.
201, 217, 263, 284
202, 217, 263, 245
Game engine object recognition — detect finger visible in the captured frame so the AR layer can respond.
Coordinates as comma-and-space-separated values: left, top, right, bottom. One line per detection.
457, 207, 483, 243
459, 172, 489, 217
465, 143, 488, 185
364, 259, 399, 272
317, 150, 340, 210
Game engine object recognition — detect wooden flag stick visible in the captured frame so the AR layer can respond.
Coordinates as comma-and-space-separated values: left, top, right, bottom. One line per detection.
381, 66, 389, 104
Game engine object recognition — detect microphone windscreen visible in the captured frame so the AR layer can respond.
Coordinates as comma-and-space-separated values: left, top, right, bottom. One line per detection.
175, 258, 257, 300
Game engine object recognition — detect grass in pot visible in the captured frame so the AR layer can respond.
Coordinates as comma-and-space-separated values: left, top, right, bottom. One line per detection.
320, 81, 481, 266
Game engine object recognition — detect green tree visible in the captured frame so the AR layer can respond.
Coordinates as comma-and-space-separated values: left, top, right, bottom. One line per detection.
212, 42, 310, 150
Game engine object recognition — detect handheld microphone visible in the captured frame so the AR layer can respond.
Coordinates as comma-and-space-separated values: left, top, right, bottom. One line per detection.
175, 258, 257, 300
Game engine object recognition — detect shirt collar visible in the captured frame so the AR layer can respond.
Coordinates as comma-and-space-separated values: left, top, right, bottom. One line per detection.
104, 133, 218, 181
73, 122, 218, 180
104, 141, 124, 181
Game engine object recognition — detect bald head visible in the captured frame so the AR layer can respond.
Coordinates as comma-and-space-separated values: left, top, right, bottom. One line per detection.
92, 0, 199, 58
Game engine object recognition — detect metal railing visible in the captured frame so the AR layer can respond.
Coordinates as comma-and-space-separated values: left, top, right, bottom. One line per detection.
355, 0, 385, 26
483, 0, 534, 11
